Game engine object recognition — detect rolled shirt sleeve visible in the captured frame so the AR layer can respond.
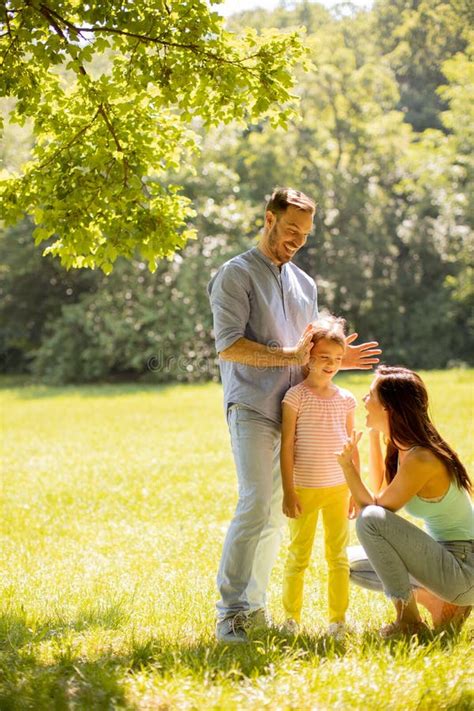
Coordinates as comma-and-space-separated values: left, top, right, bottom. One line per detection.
209, 263, 250, 354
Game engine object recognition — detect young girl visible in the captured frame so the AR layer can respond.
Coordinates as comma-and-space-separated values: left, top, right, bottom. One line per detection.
281, 315, 359, 638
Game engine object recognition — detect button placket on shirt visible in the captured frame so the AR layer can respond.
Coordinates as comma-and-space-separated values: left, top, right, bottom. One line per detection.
280, 266, 297, 389
278, 270, 287, 321
265, 260, 287, 321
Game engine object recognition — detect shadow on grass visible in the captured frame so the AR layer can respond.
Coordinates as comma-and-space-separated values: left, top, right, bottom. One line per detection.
0, 605, 350, 711
0, 607, 129, 710
357, 625, 473, 655
445, 691, 474, 710
0, 606, 470, 711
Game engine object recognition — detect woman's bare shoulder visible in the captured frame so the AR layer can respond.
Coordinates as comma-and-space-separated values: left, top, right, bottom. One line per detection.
406, 446, 447, 473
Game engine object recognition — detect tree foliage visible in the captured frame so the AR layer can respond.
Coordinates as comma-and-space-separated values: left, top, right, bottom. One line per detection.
1, 1, 472, 380
230, 5, 472, 368
0, 0, 306, 271
2, 149, 257, 382
372, 0, 467, 132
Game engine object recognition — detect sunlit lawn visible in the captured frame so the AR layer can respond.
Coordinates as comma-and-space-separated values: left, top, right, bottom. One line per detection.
1, 371, 473, 710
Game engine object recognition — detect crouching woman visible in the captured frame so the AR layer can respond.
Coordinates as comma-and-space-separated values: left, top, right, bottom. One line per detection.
337, 366, 473, 637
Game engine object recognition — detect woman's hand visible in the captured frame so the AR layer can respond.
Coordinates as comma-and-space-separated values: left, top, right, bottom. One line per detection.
341, 333, 381, 370
283, 490, 302, 519
337, 431, 375, 509
336, 430, 363, 472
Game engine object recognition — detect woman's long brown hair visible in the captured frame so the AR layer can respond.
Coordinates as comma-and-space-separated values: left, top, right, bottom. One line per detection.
375, 366, 471, 491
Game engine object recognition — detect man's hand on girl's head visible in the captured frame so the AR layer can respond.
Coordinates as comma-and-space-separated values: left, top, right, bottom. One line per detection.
284, 323, 316, 366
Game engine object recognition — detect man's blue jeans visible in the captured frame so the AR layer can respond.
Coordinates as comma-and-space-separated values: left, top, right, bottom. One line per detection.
216, 404, 286, 621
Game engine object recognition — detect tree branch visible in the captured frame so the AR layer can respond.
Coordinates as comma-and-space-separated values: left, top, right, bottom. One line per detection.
72, 25, 258, 70
39, 2, 83, 39
35, 110, 101, 170
4, 7, 12, 37
1, 13, 24, 62
35, 2, 67, 41
29, 2, 262, 74
32, 2, 129, 185
96, 103, 129, 187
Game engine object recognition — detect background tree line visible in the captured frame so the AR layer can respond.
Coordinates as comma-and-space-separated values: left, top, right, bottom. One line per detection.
1, 0, 472, 382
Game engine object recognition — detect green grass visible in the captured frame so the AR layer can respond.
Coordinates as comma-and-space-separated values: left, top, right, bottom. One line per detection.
1, 371, 473, 710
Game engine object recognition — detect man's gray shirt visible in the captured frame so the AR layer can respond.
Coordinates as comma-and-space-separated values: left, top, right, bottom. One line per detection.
208, 247, 318, 424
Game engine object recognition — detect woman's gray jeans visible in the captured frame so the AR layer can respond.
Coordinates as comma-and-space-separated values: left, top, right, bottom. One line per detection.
349, 505, 474, 605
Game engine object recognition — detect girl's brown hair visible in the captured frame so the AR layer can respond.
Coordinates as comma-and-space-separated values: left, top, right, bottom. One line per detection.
375, 365, 471, 491
311, 315, 346, 349
302, 315, 346, 377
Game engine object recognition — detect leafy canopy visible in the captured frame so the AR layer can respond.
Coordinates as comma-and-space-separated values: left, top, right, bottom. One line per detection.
0, 0, 306, 271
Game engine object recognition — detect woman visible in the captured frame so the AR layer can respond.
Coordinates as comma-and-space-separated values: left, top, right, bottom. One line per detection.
337, 366, 473, 637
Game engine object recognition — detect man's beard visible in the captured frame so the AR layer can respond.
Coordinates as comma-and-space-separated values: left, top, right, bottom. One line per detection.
267, 220, 288, 264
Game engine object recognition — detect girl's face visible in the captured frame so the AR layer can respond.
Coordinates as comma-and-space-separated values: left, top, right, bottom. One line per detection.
308, 338, 344, 379
363, 377, 389, 433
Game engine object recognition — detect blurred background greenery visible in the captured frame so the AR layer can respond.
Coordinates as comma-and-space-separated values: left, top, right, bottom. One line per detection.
1, 0, 472, 383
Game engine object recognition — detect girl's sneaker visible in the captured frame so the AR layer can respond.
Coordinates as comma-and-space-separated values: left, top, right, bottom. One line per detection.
281, 618, 299, 635
328, 622, 346, 641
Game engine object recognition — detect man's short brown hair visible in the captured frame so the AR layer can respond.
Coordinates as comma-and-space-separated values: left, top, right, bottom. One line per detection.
265, 187, 316, 216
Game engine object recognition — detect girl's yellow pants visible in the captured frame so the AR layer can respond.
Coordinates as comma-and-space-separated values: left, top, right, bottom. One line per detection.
282, 483, 350, 624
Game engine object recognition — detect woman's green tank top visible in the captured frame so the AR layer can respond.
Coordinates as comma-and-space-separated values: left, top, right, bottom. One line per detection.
404, 481, 473, 541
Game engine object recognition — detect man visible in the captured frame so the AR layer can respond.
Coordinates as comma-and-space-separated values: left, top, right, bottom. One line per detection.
208, 187, 380, 642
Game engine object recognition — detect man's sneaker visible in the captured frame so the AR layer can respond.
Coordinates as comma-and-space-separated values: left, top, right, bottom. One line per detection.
281, 618, 300, 635
328, 622, 347, 641
216, 612, 249, 643
246, 608, 272, 632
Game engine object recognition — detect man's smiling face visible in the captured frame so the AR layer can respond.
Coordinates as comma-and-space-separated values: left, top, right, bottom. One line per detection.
265, 205, 313, 266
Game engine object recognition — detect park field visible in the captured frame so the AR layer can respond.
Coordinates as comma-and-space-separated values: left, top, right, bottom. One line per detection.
1, 371, 473, 710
